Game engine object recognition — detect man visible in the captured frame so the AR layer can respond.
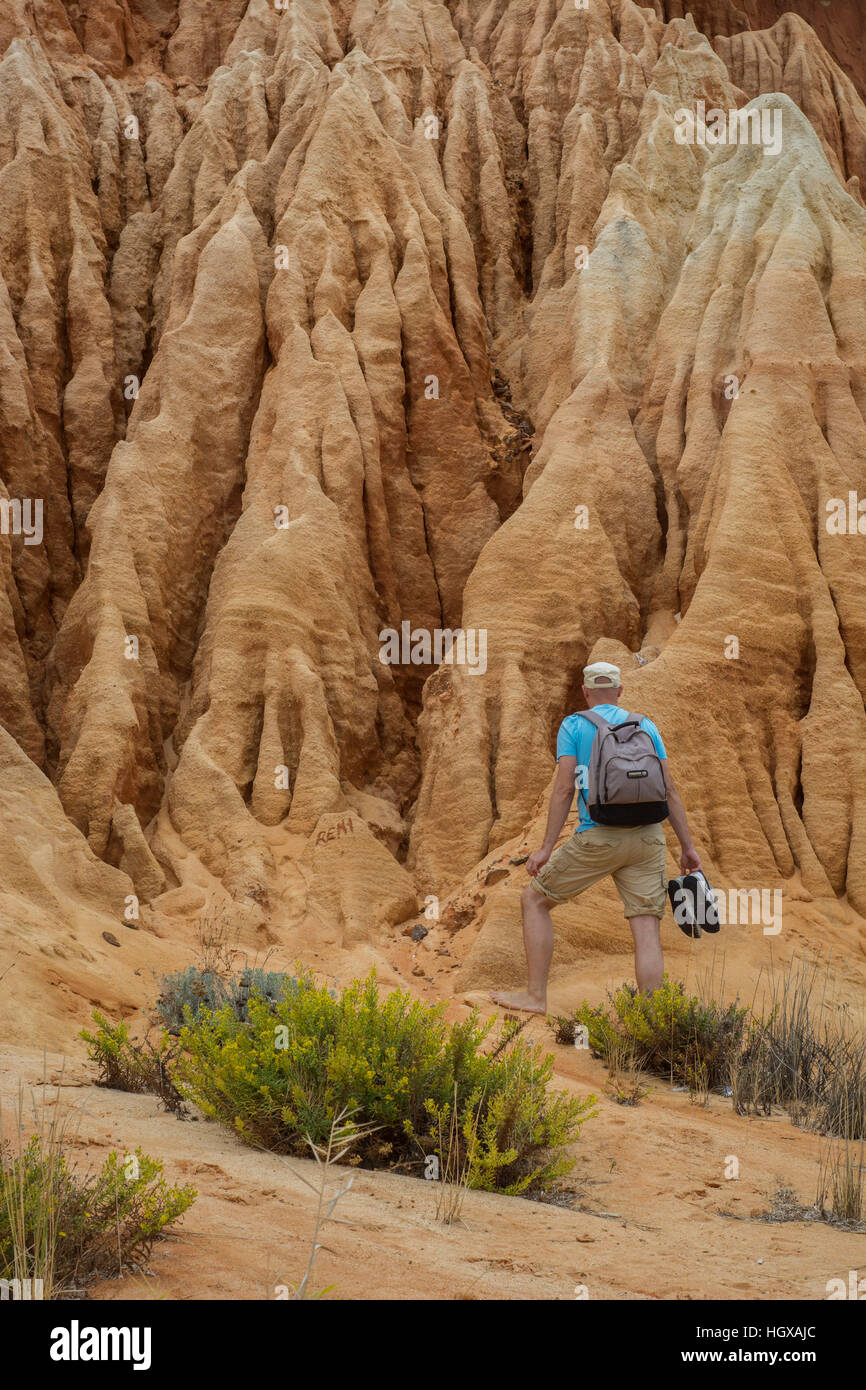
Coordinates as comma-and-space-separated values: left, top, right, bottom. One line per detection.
491, 661, 701, 1014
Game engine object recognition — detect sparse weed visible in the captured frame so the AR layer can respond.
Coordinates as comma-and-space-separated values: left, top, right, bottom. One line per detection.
80, 1012, 186, 1116
603, 1038, 651, 1107
272, 1107, 375, 1300
732, 958, 865, 1139
816, 1135, 865, 1227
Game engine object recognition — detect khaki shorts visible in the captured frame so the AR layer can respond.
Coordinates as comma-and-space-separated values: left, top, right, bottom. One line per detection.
531, 823, 668, 919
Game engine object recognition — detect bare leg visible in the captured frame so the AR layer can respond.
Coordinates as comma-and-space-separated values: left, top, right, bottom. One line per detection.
629, 914, 663, 994
490, 884, 554, 1014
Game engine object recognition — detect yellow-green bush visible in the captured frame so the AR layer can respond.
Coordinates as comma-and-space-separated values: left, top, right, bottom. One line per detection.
564, 976, 751, 1091
179, 970, 594, 1195
0, 1141, 195, 1296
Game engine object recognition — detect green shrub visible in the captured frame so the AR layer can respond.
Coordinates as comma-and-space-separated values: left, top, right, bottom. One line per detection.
465, 1043, 584, 1195
0, 1140, 195, 1296
556, 965, 866, 1141
155, 966, 299, 1033
80, 1012, 186, 1115
564, 976, 751, 1092
179, 970, 594, 1195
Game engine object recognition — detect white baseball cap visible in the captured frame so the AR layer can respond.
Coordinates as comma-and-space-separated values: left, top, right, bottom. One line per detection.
583, 661, 621, 688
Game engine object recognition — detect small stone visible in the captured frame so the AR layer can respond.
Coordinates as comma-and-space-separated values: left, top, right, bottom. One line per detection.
484, 867, 509, 886
410, 924, 428, 942
102, 931, 121, 947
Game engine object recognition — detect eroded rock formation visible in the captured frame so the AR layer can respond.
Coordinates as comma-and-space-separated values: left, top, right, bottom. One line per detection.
1, 0, 865, 1042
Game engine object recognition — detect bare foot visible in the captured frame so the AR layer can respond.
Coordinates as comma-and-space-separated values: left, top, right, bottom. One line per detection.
489, 989, 546, 1015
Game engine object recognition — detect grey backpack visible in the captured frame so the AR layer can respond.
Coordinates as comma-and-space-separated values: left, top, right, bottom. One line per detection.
577, 709, 669, 827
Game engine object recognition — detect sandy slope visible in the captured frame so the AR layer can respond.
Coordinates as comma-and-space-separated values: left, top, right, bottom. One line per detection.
2, 1022, 860, 1302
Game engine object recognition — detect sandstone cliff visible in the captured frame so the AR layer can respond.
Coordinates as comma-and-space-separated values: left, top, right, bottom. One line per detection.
1, 0, 865, 1044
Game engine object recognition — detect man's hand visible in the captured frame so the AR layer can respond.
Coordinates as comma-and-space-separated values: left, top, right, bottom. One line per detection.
680, 845, 702, 875
526, 847, 552, 877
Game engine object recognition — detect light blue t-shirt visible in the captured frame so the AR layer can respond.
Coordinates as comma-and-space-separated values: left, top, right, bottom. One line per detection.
556, 704, 667, 833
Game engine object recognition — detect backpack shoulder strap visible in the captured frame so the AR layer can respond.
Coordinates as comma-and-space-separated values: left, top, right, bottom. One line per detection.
575, 709, 611, 809
576, 708, 609, 730
581, 708, 648, 731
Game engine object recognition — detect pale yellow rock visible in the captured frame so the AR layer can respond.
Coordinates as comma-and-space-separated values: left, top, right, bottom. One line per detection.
299, 812, 417, 948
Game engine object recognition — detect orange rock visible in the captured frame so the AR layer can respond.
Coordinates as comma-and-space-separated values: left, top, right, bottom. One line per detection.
0, 0, 864, 1048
